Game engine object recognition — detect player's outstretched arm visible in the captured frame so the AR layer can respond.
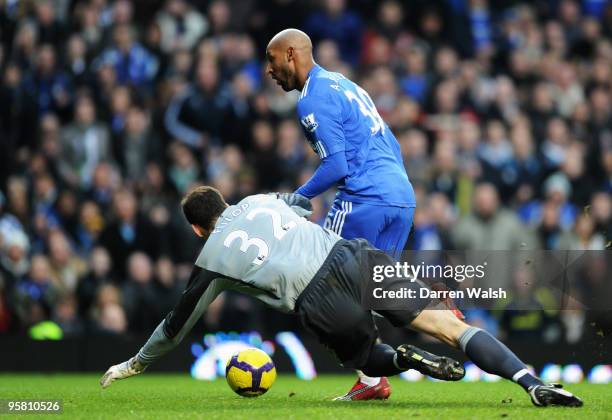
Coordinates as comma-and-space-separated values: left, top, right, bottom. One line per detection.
295, 151, 348, 199
100, 268, 229, 388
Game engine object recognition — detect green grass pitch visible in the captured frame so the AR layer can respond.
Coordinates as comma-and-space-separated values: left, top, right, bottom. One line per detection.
0, 374, 610, 419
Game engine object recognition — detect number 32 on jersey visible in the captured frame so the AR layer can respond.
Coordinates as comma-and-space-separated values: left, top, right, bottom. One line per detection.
223, 208, 303, 265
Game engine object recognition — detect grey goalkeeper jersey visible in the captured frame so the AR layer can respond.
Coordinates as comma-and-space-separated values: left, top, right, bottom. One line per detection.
196, 193, 340, 312
136, 193, 341, 366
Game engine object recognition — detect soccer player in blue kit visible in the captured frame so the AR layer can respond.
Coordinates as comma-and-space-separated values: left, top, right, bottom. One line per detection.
266, 28, 415, 400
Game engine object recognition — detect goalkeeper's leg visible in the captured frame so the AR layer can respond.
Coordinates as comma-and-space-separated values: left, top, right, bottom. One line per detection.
408, 310, 583, 407
334, 337, 391, 401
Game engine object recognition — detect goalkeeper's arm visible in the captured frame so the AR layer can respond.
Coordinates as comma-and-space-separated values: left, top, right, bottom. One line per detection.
100, 267, 229, 388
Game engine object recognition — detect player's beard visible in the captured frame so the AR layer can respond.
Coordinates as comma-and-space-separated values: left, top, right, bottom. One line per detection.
278, 68, 295, 91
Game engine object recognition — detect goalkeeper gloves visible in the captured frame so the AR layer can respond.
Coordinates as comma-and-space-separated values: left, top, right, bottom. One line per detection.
274, 192, 313, 218
100, 356, 146, 389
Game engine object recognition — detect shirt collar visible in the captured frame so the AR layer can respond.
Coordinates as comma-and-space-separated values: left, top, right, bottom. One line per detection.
304, 64, 322, 84
218, 206, 232, 220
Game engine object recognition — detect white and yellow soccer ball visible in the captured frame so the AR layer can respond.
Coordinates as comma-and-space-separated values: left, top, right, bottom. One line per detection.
225, 348, 276, 397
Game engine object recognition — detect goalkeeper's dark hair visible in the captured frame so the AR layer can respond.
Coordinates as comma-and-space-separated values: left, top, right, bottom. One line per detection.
181, 186, 227, 230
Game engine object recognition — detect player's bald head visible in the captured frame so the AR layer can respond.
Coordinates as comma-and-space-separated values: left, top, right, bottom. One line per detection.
265, 29, 315, 92
267, 28, 312, 53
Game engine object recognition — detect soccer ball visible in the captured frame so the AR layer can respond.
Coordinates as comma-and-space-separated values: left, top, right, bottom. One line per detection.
225, 348, 277, 397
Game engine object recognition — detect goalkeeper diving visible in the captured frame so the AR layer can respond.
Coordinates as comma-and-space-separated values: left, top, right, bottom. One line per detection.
101, 186, 583, 408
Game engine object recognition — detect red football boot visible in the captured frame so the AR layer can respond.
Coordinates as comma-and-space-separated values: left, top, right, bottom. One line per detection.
333, 377, 392, 401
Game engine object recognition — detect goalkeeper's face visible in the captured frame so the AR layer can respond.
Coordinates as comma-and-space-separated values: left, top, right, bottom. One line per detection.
266, 47, 296, 92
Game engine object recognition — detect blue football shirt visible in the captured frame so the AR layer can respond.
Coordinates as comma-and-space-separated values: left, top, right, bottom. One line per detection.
296, 65, 415, 207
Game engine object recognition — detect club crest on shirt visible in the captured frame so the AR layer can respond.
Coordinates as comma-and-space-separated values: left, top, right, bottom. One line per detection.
300, 113, 319, 132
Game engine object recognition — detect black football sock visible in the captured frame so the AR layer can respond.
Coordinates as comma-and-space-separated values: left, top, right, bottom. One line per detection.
459, 327, 544, 391
360, 343, 403, 377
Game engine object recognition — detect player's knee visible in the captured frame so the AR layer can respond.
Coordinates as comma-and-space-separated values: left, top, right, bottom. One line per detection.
431, 311, 469, 348
443, 314, 470, 348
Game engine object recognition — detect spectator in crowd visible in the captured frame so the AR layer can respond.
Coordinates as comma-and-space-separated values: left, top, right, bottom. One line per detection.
22, 44, 71, 118
427, 192, 458, 250
410, 202, 444, 251
540, 117, 571, 174
276, 119, 306, 183
54, 190, 80, 244
156, 0, 208, 54
65, 35, 91, 87
0, 230, 31, 289
4, 177, 30, 234
32, 172, 58, 223
13, 254, 57, 329
0, 63, 37, 177
430, 137, 461, 201
519, 173, 578, 230
363, 1, 410, 63
153, 256, 184, 318
477, 120, 514, 198
99, 188, 160, 278
167, 142, 201, 194
33, 0, 68, 46
304, 0, 363, 65
121, 252, 159, 332
590, 191, 611, 239
206, 0, 232, 37
508, 123, 542, 203
452, 183, 535, 250
53, 294, 84, 336
74, 200, 105, 254
535, 201, 563, 250
250, 120, 281, 190
97, 303, 128, 334
93, 24, 159, 92
59, 95, 112, 189
47, 230, 87, 294
164, 57, 231, 149
113, 105, 162, 182
11, 21, 39, 72
106, 85, 132, 139
399, 129, 430, 188
558, 213, 607, 250
90, 283, 123, 333
85, 162, 118, 214
38, 114, 63, 176
498, 266, 561, 342
0, 191, 25, 256
400, 44, 431, 104
74, 2, 104, 51
139, 163, 178, 213
77, 246, 114, 318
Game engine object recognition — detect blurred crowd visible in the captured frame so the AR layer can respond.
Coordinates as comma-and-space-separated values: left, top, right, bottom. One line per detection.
0, 0, 611, 343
